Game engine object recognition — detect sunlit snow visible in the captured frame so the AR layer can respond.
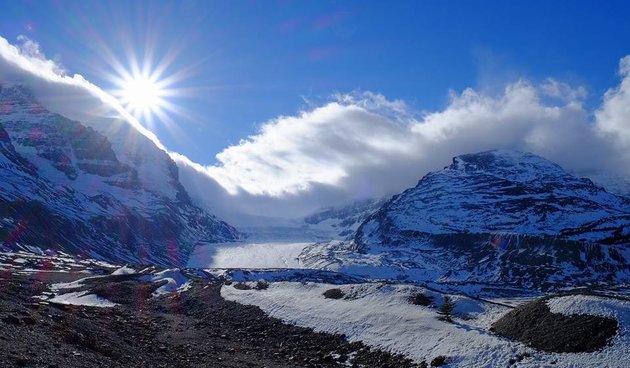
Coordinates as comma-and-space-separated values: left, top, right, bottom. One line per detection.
187, 242, 311, 269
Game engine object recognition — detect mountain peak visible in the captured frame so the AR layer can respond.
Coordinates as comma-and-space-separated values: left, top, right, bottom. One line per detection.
448, 149, 566, 183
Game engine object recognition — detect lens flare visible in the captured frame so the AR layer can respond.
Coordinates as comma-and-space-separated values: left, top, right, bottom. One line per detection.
109, 64, 175, 126
118, 74, 164, 118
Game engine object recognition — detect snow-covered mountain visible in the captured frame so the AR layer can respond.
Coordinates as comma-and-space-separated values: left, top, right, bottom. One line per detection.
0, 84, 238, 266
356, 149, 629, 249
301, 150, 630, 290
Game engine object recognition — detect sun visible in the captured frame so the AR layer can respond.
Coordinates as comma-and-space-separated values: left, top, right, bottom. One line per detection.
101, 47, 193, 130
111, 69, 173, 125
107, 60, 185, 128
119, 74, 164, 117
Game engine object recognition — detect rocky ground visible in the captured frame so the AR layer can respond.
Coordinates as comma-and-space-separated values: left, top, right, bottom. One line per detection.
0, 270, 420, 368
2, 251, 628, 368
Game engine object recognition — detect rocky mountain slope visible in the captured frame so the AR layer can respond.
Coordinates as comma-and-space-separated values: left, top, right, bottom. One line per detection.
0, 84, 238, 266
302, 150, 630, 290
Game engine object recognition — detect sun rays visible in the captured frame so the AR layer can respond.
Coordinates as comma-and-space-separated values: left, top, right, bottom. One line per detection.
108, 59, 183, 130
118, 74, 163, 118
90, 35, 198, 135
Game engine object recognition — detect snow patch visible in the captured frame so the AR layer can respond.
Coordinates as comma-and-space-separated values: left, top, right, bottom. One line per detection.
546, 294, 630, 320
49, 291, 117, 308
140, 268, 190, 296
50, 275, 104, 291
111, 265, 137, 275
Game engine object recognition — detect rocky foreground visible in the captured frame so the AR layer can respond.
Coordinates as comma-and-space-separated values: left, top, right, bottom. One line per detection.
2, 250, 629, 368
0, 270, 419, 368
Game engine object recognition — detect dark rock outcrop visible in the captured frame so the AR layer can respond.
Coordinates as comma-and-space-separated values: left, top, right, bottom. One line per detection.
491, 296, 618, 353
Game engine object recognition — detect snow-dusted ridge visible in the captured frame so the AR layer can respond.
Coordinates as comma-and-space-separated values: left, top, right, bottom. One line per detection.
302, 197, 389, 239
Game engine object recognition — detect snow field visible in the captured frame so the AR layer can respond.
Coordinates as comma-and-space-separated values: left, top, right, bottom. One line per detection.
223, 282, 630, 367
187, 242, 311, 269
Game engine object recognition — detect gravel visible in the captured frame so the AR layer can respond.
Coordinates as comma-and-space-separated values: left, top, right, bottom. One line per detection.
0, 271, 420, 367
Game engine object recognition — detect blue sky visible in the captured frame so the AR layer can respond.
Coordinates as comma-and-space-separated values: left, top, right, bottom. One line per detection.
1, 0, 630, 165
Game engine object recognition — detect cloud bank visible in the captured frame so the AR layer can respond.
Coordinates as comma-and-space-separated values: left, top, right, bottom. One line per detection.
1, 34, 629, 225
178, 71, 630, 221
596, 56, 630, 159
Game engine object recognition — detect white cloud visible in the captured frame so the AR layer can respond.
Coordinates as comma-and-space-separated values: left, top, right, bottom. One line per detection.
1, 34, 629, 225
200, 101, 416, 196
540, 78, 588, 102
179, 76, 628, 221
596, 56, 630, 154
15, 35, 66, 75
0, 35, 165, 152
